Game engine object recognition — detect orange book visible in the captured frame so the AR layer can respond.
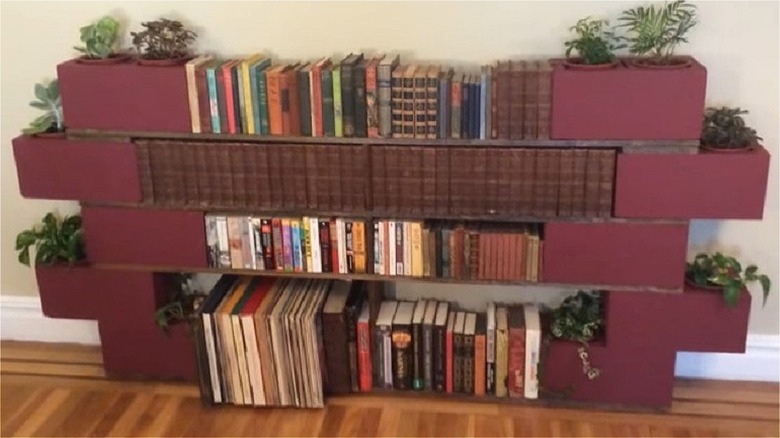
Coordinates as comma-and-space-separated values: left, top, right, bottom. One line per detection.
310, 57, 332, 137
357, 302, 372, 391
280, 63, 299, 136
474, 313, 486, 396
353, 220, 366, 273
266, 65, 286, 135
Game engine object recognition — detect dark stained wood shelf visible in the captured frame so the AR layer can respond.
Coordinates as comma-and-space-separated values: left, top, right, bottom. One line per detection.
66, 129, 700, 152
80, 201, 690, 226
90, 262, 683, 293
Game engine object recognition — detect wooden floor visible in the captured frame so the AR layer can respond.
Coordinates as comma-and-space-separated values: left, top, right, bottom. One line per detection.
1, 341, 778, 437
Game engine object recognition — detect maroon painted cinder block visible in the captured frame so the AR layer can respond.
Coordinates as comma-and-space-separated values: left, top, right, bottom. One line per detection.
671, 285, 751, 353
11, 135, 141, 202
35, 264, 105, 320
82, 206, 208, 268
58, 57, 191, 133
543, 222, 689, 289
550, 57, 706, 140
614, 146, 770, 219
97, 272, 197, 381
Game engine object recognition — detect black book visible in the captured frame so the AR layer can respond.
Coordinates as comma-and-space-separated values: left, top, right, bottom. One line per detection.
321, 66, 335, 137
353, 59, 368, 138
461, 76, 470, 139
433, 301, 449, 391
340, 53, 364, 137
472, 78, 481, 140
319, 219, 332, 272
411, 300, 427, 390
298, 64, 313, 136
345, 281, 366, 392
230, 64, 243, 134
392, 301, 416, 390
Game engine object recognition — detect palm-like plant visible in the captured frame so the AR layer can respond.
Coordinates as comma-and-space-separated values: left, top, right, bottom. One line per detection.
618, 0, 697, 65
564, 17, 626, 65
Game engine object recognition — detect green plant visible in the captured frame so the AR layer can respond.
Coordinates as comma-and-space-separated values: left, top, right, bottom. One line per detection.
564, 17, 626, 65
23, 80, 63, 135
74, 16, 121, 59
701, 107, 762, 149
686, 252, 771, 308
155, 273, 205, 333
15, 213, 84, 267
618, 0, 697, 64
550, 290, 604, 380
131, 18, 196, 60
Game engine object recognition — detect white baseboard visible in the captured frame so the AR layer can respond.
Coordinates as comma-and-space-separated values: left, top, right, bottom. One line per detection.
0, 295, 100, 345
1, 295, 778, 382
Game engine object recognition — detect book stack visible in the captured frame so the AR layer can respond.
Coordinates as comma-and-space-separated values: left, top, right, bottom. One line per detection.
205, 215, 370, 274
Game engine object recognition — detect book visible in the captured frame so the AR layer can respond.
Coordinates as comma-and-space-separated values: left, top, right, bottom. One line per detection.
375, 301, 398, 389
453, 311, 465, 393
353, 220, 366, 274
197, 274, 238, 404
332, 66, 343, 137
401, 65, 417, 138
495, 306, 509, 397
298, 63, 313, 136
390, 64, 404, 138
378, 55, 400, 138
486, 302, 496, 395
266, 64, 287, 135
413, 65, 427, 138
321, 281, 353, 394
433, 302, 450, 392
345, 282, 366, 392
507, 305, 526, 398
310, 57, 332, 137
340, 53, 364, 137
249, 57, 272, 135
280, 63, 300, 136
474, 313, 486, 396
438, 68, 453, 139
241, 54, 265, 134
423, 299, 438, 391
205, 61, 222, 133
451, 73, 462, 139
391, 301, 415, 390
353, 58, 368, 137
411, 300, 427, 390
365, 55, 385, 138
426, 65, 440, 139
463, 312, 476, 394
321, 65, 335, 137
186, 55, 214, 133
445, 310, 455, 393
357, 301, 372, 391
523, 304, 541, 399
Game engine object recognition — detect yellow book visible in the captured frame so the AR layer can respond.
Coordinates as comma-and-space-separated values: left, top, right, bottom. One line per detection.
302, 217, 313, 272
242, 54, 265, 134
216, 277, 252, 403
411, 221, 423, 277
353, 221, 366, 273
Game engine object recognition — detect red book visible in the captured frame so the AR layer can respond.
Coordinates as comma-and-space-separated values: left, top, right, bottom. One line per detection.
271, 218, 284, 271
310, 58, 332, 137
266, 65, 286, 135
329, 220, 339, 273
195, 61, 213, 134
357, 302, 372, 391
221, 60, 239, 134
507, 306, 526, 398
279, 64, 298, 136
445, 311, 455, 393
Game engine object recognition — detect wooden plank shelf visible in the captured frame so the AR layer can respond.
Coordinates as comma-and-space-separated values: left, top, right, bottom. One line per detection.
90, 263, 683, 293
67, 129, 700, 152
81, 201, 690, 226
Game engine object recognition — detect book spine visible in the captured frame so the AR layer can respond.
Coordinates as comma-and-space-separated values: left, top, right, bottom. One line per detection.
257, 66, 270, 135
496, 324, 508, 397
230, 66, 243, 134
537, 60, 552, 140
302, 218, 313, 272
480, 70, 487, 140
332, 67, 343, 137
309, 217, 321, 273
475, 333, 486, 396
388, 221, 397, 276
453, 328, 462, 393
392, 323, 413, 390
280, 219, 293, 271
236, 63, 248, 134
413, 70, 426, 139
240, 217, 253, 269
446, 323, 453, 393
287, 68, 301, 136
323, 313, 351, 394
510, 63, 524, 140
186, 62, 201, 133
216, 216, 231, 268
341, 63, 355, 137
357, 317, 372, 391
403, 222, 412, 276
508, 327, 525, 398
227, 216, 243, 269
366, 61, 380, 138
523, 62, 538, 140
354, 62, 367, 137
463, 332, 474, 394
280, 71, 292, 136
267, 71, 283, 135
434, 323, 446, 392
330, 220, 340, 273
423, 323, 433, 391
353, 220, 366, 274
249, 65, 262, 135
378, 64, 393, 138
437, 74, 449, 139
298, 69, 312, 136
319, 219, 332, 273
426, 70, 438, 140
291, 220, 303, 272
497, 62, 511, 139
412, 320, 424, 390
321, 68, 335, 137
373, 222, 382, 275
411, 222, 423, 277
585, 149, 602, 218
395, 221, 404, 276
402, 68, 415, 138
194, 65, 211, 134
242, 62, 256, 134
391, 67, 404, 138
598, 150, 616, 218
451, 78, 461, 139
205, 215, 219, 267
381, 325, 394, 388
206, 67, 221, 134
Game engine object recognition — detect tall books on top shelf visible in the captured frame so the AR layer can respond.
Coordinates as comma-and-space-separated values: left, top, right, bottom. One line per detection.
205, 215, 544, 282
195, 275, 545, 408
185, 55, 552, 140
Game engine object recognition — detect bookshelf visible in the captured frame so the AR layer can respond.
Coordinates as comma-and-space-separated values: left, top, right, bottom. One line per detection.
10, 54, 770, 409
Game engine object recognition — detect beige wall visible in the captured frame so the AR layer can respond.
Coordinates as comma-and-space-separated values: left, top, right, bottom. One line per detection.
2, 1, 777, 334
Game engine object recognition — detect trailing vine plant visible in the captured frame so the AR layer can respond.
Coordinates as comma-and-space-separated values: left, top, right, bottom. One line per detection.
549, 290, 605, 380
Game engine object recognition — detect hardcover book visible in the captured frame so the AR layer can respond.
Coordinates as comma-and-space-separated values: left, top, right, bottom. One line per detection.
507, 305, 526, 398
391, 301, 416, 390
375, 301, 398, 389
378, 55, 400, 138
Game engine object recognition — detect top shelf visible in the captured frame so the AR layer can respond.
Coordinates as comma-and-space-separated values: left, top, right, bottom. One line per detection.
66, 129, 700, 153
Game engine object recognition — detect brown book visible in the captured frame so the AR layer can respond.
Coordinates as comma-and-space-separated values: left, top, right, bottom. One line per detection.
321, 281, 354, 394
478, 230, 486, 280
426, 65, 440, 140
287, 64, 303, 136
311, 57, 333, 137
391, 64, 405, 138
474, 313, 486, 396
547, 150, 561, 217
598, 150, 617, 217
463, 313, 476, 394
422, 147, 437, 216
473, 148, 488, 215
195, 60, 215, 134
523, 62, 538, 140
434, 147, 450, 216
520, 149, 536, 216
517, 230, 527, 281
339, 146, 354, 212
327, 146, 342, 211
292, 144, 308, 209
509, 61, 525, 140
496, 61, 511, 139
379, 55, 401, 138
557, 149, 575, 217
278, 63, 298, 136
371, 146, 386, 213
205, 143, 223, 206
279, 146, 295, 208
506, 149, 523, 216
383, 146, 400, 214
265, 65, 287, 135
486, 149, 501, 215
216, 145, 233, 206
468, 230, 480, 280
450, 74, 463, 139
584, 149, 602, 217
229, 145, 247, 207
448, 148, 466, 215
537, 60, 553, 140
572, 149, 588, 217
304, 145, 319, 210
507, 305, 526, 398
254, 146, 271, 209
413, 66, 427, 139
402, 65, 417, 138
532, 149, 548, 217
453, 312, 466, 393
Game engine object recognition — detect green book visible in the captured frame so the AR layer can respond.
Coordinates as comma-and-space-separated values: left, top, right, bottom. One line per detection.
256, 64, 272, 135
249, 58, 272, 136
333, 66, 343, 137
322, 66, 335, 137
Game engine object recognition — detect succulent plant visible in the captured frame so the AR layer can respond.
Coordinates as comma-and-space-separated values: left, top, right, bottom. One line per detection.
23, 80, 63, 135
74, 16, 121, 59
131, 18, 197, 60
701, 107, 762, 149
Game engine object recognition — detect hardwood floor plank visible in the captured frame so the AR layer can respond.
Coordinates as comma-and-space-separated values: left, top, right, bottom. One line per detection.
1, 342, 102, 365
1, 360, 105, 379
13, 388, 71, 437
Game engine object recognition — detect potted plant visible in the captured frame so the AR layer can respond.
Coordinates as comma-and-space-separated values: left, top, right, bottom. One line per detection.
618, 0, 697, 68
16, 213, 84, 267
154, 273, 206, 334
700, 107, 762, 153
131, 18, 197, 66
23, 80, 64, 136
685, 252, 771, 308
563, 17, 626, 70
549, 290, 604, 380
74, 16, 129, 64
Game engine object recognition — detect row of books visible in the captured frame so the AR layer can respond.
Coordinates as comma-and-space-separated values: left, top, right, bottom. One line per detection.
194, 275, 330, 407
184, 54, 551, 140
139, 141, 616, 218
194, 276, 545, 408
205, 215, 544, 281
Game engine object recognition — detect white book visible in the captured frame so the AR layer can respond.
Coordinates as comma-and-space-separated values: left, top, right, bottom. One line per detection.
309, 217, 322, 273
216, 216, 231, 268
403, 222, 412, 276
376, 300, 399, 388
241, 311, 266, 406
388, 221, 397, 276
373, 222, 382, 275
336, 219, 347, 274
523, 303, 541, 399
202, 314, 222, 403
487, 302, 496, 393
205, 215, 219, 267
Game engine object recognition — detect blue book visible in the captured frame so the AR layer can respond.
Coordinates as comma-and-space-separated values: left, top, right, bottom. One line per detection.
256, 66, 271, 135
249, 58, 272, 136
438, 69, 451, 139
472, 79, 480, 140
292, 220, 303, 272
480, 70, 487, 140
206, 66, 221, 133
